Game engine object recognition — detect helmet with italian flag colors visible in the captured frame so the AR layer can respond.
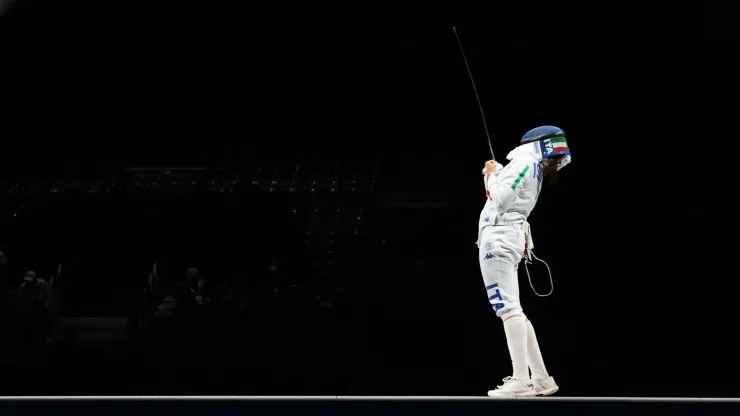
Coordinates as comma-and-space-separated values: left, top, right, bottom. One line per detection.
520, 125, 570, 159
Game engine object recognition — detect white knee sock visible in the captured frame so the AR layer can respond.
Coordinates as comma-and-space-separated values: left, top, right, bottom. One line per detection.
503, 315, 529, 381
525, 319, 549, 380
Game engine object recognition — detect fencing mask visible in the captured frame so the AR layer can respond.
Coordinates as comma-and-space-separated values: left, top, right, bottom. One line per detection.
521, 125, 572, 171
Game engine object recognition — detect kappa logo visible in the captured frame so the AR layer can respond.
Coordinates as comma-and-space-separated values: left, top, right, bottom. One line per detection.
484, 217, 490, 223
484, 253, 495, 260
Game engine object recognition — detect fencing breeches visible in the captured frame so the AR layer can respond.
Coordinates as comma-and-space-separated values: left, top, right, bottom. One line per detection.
478, 225, 525, 321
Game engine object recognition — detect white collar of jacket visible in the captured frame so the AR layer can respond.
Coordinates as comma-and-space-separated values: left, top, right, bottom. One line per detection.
506, 142, 542, 162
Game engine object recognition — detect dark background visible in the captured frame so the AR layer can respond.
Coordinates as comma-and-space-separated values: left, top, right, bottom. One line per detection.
0, 0, 735, 399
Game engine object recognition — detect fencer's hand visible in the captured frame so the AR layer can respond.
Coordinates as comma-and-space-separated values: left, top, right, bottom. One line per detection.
485, 160, 497, 174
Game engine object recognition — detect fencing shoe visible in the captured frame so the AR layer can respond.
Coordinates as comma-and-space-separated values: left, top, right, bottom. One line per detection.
532, 376, 559, 396
487, 376, 537, 398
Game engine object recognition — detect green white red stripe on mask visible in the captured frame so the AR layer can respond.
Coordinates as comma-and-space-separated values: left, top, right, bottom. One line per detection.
541, 136, 570, 158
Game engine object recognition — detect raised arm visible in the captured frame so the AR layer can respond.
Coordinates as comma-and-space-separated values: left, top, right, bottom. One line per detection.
484, 159, 529, 213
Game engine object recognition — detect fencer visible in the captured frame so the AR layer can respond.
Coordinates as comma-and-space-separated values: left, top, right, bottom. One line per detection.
476, 126, 571, 398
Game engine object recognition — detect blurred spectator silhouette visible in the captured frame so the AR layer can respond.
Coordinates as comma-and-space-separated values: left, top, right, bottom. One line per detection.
230, 269, 251, 318
145, 266, 219, 392
179, 267, 210, 308
153, 266, 215, 322
0, 249, 13, 296
127, 263, 159, 343
14, 270, 56, 353
268, 257, 287, 297
265, 255, 307, 315
0, 249, 12, 354
0, 249, 9, 298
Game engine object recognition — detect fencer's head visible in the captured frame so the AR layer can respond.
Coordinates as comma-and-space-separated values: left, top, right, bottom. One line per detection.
542, 158, 560, 176
185, 267, 202, 284
521, 125, 570, 158
521, 125, 572, 174
270, 257, 282, 273
23, 270, 37, 283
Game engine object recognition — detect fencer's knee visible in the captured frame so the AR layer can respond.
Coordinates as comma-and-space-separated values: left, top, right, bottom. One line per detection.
503, 313, 527, 323
498, 307, 524, 322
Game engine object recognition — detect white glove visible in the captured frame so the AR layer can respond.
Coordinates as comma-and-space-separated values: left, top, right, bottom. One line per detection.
481, 162, 505, 176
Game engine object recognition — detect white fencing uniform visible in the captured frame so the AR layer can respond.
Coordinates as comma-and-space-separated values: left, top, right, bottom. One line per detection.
481, 126, 570, 397
476, 142, 544, 320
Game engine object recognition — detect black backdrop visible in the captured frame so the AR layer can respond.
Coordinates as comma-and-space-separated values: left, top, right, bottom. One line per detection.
0, 0, 735, 399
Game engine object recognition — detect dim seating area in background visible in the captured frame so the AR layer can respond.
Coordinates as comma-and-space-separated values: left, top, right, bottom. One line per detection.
0, 162, 377, 195
0, 161, 395, 395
